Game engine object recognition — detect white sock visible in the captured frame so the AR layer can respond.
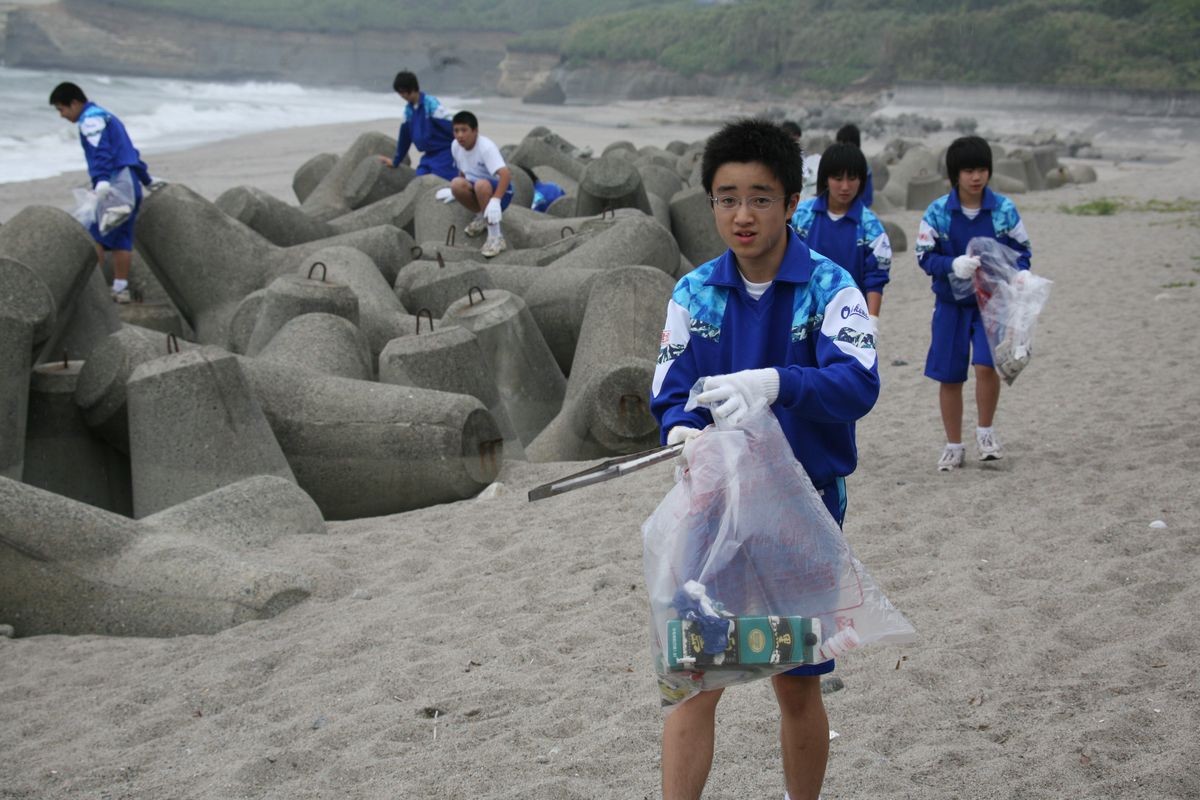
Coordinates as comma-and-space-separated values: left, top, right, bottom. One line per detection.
945, 442, 964, 450
487, 222, 501, 239
976, 426, 993, 438
112, 279, 128, 293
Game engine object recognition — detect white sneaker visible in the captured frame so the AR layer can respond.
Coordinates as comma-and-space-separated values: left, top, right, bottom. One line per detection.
977, 429, 1003, 461
937, 444, 964, 472
111, 288, 131, 304
481, 236, 507, 258
464, 215, 487, 237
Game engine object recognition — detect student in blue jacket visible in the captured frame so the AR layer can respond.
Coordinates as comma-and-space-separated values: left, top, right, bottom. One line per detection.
915, 135, 1032, 471
650, 118, 879, 800
834, 123, 874, 207
377, 71, 456, 181
790, 143, 891, 327
50, 81, 152, 304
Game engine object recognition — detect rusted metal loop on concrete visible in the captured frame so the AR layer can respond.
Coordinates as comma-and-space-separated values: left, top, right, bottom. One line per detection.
560, 225, 575, 239
619, 394, 645, 416
166, 333, 180, 355
307, 261, 327, 282
415, 308, 434, 334
601, 207, 615, 220
436, 250, 445, 269
467, 286, 485, 307
62, 351, 69, 370
446, 225, 457, 247
411, 245, 423, 260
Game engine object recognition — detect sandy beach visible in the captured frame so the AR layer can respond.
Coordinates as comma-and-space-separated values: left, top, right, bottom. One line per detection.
1, 95, 1198, 799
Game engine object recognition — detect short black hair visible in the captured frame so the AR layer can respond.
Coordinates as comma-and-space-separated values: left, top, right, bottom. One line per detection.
452, 110, 478, 130
816, 143, 869, 198
835, 123, 861, 148
780, 120, 802, 140
49, 81, 87, 106
701, 118, 804, 197
945, 135, 992, 187
392, 71, 419, 94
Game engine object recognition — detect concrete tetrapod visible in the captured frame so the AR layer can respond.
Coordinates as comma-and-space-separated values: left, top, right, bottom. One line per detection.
22, 359, 132, 515
343, 157, 416, 210
525, 265, 671, 461
296, 246, 417, 362
300, 131, 396, 221
245, 271, 361, 356
394, 253, 496, 318
0, 474, 321, 637
576, 154, 654, 217
329, 174, 445, 239
256, 313, 374, 381
242, 359, 503, 519
0, 257, 56, 479
508, 129, 589, 182
134, 183, 414, 345
293, 151, 338, 203
127, 347, 297, 518
669, 185, 726, 267
442, 288, 566, 448
43, 268, 122, 365
216, 185, 339, 247
378, 321, 525, 459
76, 327, 503, 518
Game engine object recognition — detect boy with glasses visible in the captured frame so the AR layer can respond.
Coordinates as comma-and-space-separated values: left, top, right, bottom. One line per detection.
915, 135, 1032, 471
650, 119, 880, 800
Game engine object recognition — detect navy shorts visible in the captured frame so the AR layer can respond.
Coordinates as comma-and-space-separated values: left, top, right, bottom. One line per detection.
484, 176, 514, 210
782, 476, 847, 677
924, 299, 993, 383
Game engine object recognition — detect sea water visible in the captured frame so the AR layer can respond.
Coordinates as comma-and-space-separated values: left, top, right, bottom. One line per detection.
0, 66, 465, 185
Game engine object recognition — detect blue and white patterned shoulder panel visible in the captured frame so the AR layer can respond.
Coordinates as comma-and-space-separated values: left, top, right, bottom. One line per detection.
791, 251, 857, 343
989, 193, 1031, 249
673, 259, 728, 342
790, 199, 819, 238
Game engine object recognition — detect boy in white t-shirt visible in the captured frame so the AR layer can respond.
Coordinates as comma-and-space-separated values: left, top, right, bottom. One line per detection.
448, 110, 513, 258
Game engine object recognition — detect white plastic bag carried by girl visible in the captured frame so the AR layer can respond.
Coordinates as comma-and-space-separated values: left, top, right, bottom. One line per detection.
642, 399, 916, 708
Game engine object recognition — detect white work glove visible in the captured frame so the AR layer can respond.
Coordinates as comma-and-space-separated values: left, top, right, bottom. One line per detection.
94, 180, 112, 199
434, 187, 455, 204
694, 368, 780, 427
952, 255, 981, 280
485, 197, 502, 225
667, 426, 702, 447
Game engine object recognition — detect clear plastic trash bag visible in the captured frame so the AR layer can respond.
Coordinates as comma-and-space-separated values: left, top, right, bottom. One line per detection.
950, 237, 1053, 385
71, 167, 136, 235
642, 399, 916, 708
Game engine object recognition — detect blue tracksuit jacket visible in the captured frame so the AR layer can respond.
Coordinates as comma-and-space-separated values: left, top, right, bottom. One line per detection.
790, 195, 891, 298
393, 92, 456, 180
76, 102, 150, 188
916, 186, 1032, 305
651, 230, 880, 489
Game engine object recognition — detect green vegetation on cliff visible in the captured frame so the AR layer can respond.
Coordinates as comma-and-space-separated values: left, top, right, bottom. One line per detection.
99, 0, 1200, 91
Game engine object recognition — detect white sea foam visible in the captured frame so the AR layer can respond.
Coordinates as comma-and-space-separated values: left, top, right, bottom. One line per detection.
0, 66, 460, 184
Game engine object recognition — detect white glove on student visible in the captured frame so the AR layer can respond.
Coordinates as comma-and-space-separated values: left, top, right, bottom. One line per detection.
94, 180, 112, 199
485, 197, 503, 224
667, 426, 702, 447
434, 187, 455, 204
694, 368, 780, 426
952, 255, 981, 280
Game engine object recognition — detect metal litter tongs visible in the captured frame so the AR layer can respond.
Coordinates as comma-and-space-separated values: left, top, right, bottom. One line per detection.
526, 442, 683, 502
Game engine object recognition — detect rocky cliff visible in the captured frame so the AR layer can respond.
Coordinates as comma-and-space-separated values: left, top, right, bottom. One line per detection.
3, 2, 509, 94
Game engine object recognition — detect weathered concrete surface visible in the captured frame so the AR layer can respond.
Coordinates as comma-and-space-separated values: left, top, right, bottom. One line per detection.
256, 313, 374, 381
344, 157, 416, 210
0, 474, 319, 637
245, 273, 361, 356
127, 347, 296, 517
576, 154, 654, 217
216, 185, 339, 247
21, 360, 133, 516
134, 183, 413, 345
300, 131, 396, 221
525, 265, 670, 461
442, 288, 565, 448
293, 152, 338, 204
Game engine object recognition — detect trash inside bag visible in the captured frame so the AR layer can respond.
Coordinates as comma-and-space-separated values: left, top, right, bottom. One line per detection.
954, 237, 1053, 385
71, 167, 136, 235
642, 401, 916, 708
